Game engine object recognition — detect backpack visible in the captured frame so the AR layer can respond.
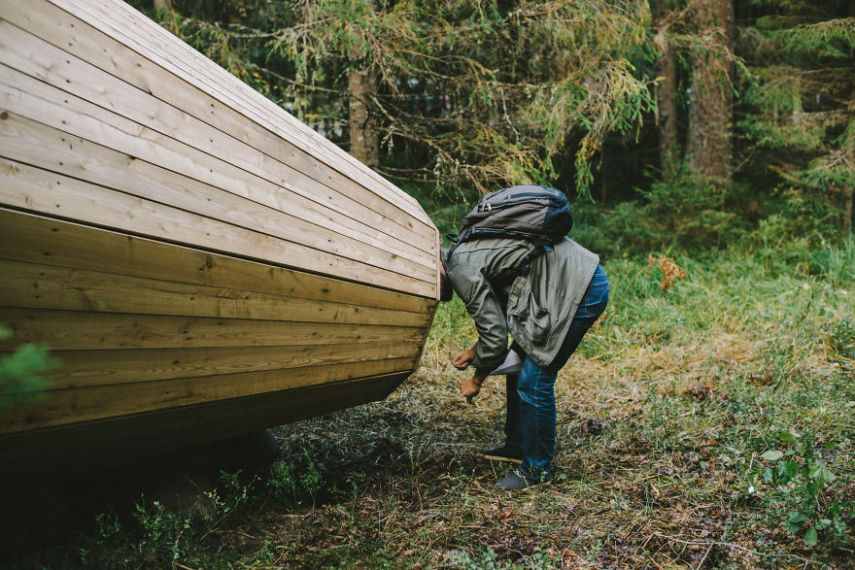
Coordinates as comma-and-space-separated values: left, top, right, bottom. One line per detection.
446, 185, 572, 274
447, 185, 572, 244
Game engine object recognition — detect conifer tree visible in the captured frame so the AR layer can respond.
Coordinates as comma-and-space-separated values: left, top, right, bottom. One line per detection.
136, 0, 655, 200
687, 0, 734, 184
737, 0, 855, 234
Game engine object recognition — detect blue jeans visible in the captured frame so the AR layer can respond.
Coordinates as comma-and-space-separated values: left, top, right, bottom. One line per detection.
504, 266, 609, 480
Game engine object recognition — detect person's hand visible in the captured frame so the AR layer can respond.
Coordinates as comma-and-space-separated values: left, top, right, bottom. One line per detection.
452, 345, 477, 370
459, 375, 484, 404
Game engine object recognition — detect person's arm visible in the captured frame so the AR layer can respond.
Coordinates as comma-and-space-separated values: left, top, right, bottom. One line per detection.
463, 276, 509, 374
452, 344, 477, 369
459, 367, 489, 403
452, 266, 508, 403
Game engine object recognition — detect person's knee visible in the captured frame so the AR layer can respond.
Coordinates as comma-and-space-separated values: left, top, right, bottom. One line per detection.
516, 383, 555, 408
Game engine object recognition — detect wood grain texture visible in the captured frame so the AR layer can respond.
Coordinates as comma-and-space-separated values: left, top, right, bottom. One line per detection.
0, 357, 415, 433
0, 156, 435, 297
0, 16, 437, 259
0, 308, 425, 351
0, 0, 437, 246
47, 0, 435, 228
0, 208, 436, 314
0, 0, 440, 461
0, 342, 420, 392
0, 372, 409, 484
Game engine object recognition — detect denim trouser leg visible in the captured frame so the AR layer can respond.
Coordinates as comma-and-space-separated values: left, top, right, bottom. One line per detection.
504, 266, 610, 480
504, 373, 522, 449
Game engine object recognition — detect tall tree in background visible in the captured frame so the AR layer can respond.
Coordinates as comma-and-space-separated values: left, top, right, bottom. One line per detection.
346, 0, 379, 167
653, 1, 681, 180
138, 0, 655, 201
687, 0, 734, 184
737, 0, 855, 235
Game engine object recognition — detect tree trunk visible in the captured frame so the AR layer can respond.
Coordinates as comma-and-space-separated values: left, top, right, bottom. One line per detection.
686, 0, 734, 184
153, 0, 172, 11
844, 186, 853, 236
348, 66, 379, 168
654, 17, 679, 179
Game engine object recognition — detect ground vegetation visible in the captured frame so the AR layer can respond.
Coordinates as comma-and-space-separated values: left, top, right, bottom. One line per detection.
3, 0, 854, 567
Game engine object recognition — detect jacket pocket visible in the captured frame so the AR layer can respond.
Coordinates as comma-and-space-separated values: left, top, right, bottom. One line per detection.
507, 276, 551, 344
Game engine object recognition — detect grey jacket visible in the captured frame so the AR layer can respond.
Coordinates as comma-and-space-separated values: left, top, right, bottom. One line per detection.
442, 237, 599, 370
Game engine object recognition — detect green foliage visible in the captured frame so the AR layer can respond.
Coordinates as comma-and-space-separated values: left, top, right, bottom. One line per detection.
635, 168, 736, 249
20, 238, 855, 568
79, 470, 253, 568
0, 326, 58, 411
458, 545, 555, 569
761, 433, 849, 548
134, 0, 655, 199
736, 2, 855, 237
266, 452, 325, 508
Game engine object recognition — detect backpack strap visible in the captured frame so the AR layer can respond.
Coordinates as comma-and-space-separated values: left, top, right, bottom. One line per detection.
513, 241, 552, 276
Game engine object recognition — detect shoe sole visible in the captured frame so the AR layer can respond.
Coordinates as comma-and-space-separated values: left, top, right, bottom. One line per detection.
478, 453, 523, 464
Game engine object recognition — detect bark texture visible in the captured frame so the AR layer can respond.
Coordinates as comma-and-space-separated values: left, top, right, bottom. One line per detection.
687, 0, 734, 183
348, 67, 379, 167
655, 25, 679, 179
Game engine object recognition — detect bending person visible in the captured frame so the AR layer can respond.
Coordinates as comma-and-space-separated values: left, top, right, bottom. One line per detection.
439, 235, 608, 491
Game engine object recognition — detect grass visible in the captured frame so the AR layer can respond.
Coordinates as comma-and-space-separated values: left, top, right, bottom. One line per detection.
7, 239, 855, 569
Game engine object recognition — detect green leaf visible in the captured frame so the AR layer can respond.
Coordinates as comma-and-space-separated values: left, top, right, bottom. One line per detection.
833, 514, 847, 534
810, 463, 836, 485
788, 511, 809, 525
761, 450, 783, 461
778, 431, 796, 442
804, 526, 818, 547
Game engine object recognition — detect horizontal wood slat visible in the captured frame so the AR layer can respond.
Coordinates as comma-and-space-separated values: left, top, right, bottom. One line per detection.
0, 258, 431, 327
0, 73, 436, 293
0, 0, 441, 457
0, 308, 425, 352
0, 357, 415, 434
0, 0, 436, 245
0, 16, 436, 260
0, 342, 420, 392
0, 208, 436, 314
0, 154, 436, 297
0, 102, 433, 280
46, 0, 434, 228
0, 372, 409, 483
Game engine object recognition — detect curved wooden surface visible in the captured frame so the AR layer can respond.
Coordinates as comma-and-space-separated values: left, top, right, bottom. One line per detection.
0, 0, 440, 478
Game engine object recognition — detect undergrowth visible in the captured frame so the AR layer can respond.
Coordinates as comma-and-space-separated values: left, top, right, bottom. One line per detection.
8, 239, 855, 569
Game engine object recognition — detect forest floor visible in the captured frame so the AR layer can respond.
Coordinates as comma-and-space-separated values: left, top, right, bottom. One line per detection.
6, 243, 855, 569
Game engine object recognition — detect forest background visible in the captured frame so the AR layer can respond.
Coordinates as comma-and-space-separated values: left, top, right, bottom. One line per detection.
136, 0, 855, 251
5, 0, 854, 568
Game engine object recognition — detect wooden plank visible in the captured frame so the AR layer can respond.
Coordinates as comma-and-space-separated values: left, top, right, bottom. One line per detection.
0, 105, 434, 277
0, 308, 425, 351
0, 372, 409, 484
2, 0, 437, 240
48, 0, 435, 227
0, 18, 437, 259
0, 342, 420, 392
0, 68, 437, 287
0, 357, 415, 433
0, 154, 436, 297
0, 259, 432, 327
0, 208, 437, 313
23, 0, 431, 228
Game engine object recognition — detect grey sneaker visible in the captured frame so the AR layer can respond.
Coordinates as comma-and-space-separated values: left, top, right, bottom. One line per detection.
494, 469, 551, 491
478, 443, 523, 464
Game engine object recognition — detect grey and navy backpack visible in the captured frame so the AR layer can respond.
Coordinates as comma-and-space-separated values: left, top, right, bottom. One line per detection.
446, 185, 572, 274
